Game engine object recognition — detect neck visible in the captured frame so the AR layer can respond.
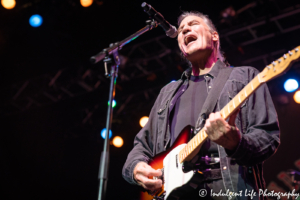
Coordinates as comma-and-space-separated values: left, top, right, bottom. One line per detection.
190, 51, 218, 76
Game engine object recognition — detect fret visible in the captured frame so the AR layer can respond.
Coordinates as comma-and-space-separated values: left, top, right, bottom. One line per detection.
192, 139, 195, 149
227, 104, 230, 114
222, 109, 225, 118
238, 94, 241, 103
244, 88, 247, 97
251, 81, 254, 90
257, 74, 262, 83
253, 76, 260, 88
202, 130, 206, 140
199, 132, 202, 142
232, 98, 236, 108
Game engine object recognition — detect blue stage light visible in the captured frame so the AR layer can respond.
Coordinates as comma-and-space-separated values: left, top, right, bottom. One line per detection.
101, 129, 112, 139
284, 79, 299, 92
29, 14, 43, 27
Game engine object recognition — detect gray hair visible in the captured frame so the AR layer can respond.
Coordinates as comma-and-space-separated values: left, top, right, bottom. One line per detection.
177, 11, 225, 63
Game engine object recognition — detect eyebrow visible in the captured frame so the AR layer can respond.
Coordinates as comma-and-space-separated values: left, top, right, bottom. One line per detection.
178, 19, 200, 32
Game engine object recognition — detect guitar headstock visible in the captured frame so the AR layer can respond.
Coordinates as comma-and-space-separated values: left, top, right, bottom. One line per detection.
259, 46, 300, 82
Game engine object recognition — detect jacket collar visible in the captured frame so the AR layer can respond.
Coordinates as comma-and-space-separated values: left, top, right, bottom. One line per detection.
181, 59, 227, 80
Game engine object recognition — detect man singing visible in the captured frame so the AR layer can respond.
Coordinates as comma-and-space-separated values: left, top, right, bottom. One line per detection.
122, 11, 280, 200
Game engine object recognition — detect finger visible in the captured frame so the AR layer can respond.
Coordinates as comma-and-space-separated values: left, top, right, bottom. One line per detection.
146, 168, 162, 177
139, 176, 162, 190
228, 109, 240, 125
215, 118, 227, 133
143, 164, 162, 176
204, 120, 212, 133
209, 113, 215, 121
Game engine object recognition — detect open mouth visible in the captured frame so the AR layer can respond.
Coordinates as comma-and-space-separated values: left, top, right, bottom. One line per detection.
184, 35, 197, 46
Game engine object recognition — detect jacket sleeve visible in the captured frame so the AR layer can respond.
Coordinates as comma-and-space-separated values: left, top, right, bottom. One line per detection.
122, 93, 161, 185
226, 68, 280, 166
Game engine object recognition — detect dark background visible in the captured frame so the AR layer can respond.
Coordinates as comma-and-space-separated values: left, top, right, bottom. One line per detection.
1, 0, 300, 200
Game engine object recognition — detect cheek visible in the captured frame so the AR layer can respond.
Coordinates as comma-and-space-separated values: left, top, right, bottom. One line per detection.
178, 36, 184, 46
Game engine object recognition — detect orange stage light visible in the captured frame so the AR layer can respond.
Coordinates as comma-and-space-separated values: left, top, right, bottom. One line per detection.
139, 116, 149, 128
1, 0, 16, 9
80, 0, 93, 7
112, 136, 123, 148
293, 91, 300, 104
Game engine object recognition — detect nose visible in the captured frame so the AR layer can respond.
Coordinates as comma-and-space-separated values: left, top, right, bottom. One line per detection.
182, 26, 191, 35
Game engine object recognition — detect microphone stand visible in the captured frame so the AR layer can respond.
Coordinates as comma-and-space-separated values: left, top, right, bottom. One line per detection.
91, 19, 158, 200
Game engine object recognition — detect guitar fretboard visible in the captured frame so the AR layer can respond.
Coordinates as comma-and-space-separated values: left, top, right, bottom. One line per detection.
178, 74, 263, 163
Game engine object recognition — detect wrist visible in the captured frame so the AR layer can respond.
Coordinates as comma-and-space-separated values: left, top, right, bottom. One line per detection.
225, 125, 241, 151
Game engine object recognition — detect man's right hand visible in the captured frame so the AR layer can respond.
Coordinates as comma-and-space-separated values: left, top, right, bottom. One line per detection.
133, 162, 162, 192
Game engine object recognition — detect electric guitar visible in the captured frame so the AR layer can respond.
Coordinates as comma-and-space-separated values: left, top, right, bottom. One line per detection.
140, 46, 300, 200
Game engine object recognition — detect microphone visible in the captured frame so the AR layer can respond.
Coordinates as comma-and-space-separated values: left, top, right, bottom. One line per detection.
141, 2, 178, 38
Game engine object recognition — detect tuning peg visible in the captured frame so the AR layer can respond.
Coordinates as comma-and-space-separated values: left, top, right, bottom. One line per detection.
278, 59, 282, 63
289, 51, 293, 56
296, 48, 299, 52
272, 61, 276, 66
284, 54, 287, 59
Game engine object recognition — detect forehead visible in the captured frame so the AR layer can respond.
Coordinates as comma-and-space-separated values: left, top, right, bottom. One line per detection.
179, 15, 205, 27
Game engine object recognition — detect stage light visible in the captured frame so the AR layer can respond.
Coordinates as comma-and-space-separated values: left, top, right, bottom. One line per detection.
294, 91, 300, 104
80, 0, 93, 7
171, 80, 176, 83
107, 100, 116, 108
1, 0, 16, 9
29, 14, 43, 27
101, 128, 112, 139
112, 136, 123, 148
284, 79, 299, 92
139, 116, 149, 128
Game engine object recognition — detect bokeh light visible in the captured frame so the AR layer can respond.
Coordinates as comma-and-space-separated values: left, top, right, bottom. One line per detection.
284, 79, 299, 92
1, 0, 16, 9
80, 0, 93, 7
139, 116, 149, 127
107, 100, 116, 108
112, 136, 123, 148
294, 91, 300, 104
101, 128, 112, 139
29, 14, 43, 27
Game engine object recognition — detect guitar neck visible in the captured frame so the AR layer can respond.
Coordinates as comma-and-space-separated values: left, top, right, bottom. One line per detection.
178, 73, 263, 163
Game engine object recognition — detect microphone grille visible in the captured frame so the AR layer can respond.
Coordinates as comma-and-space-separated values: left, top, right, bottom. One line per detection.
166, 25, 178, 38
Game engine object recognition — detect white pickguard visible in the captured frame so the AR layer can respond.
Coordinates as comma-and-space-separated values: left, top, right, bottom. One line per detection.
163, 144, 194, 200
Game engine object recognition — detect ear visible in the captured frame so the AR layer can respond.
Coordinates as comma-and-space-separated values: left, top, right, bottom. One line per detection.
211, 31, 219, 42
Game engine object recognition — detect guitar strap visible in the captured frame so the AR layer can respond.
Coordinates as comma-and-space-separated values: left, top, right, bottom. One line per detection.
194, 66, 234, 134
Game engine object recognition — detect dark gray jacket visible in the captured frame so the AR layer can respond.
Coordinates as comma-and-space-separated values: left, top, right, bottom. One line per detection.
122, 60, 280, 199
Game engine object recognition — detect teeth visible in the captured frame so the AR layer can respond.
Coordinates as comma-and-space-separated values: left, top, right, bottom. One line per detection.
185, 36, 196, 45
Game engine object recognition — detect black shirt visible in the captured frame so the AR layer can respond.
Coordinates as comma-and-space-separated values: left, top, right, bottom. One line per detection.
170, 75, 218, 157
